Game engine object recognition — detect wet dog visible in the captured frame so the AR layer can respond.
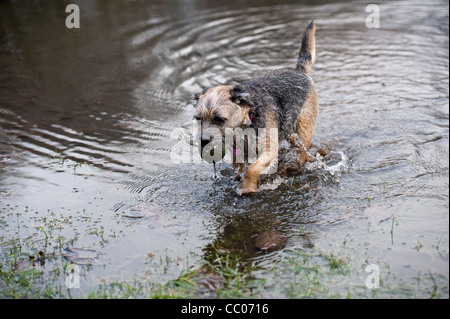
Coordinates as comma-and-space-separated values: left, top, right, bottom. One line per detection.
193, 20, 318, 195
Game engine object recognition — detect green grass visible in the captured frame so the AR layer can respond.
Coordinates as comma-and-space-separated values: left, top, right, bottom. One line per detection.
1, 207, 447, 299
89, 254, 265, 299
52, 149, 87, 175
1, 239, 447, 299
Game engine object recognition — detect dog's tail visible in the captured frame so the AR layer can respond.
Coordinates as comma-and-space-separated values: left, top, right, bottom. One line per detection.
295, 20, 316, 74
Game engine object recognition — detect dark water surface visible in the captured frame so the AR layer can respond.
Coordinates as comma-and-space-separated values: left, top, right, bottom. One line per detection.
0, 0, 448, 298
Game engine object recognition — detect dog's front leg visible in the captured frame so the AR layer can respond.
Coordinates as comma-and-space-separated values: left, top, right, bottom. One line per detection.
232, 161, 245, 181
240, 108, 279, 195
240, 150, 278, 195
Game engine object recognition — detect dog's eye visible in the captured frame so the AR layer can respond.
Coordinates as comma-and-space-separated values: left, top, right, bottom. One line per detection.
193, 115, 202, 121
213, 116, 227, 124
231, 97, 241, 105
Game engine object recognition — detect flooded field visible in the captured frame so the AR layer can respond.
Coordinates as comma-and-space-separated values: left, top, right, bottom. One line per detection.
0, 0, 448, 298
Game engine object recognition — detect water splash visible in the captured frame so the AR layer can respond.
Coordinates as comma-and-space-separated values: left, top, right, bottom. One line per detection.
306, 151, 350, 183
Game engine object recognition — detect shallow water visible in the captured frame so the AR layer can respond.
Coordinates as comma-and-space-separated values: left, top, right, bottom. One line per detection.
0, 0, 448, 298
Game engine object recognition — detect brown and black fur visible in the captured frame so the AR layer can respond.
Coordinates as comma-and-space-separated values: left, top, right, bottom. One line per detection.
194, 20, 318, 195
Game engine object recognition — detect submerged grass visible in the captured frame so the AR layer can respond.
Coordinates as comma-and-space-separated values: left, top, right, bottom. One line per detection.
52, 149, 87, 176
90, 253, 265, 299
1, 241, 447, 299
0, 207, 448, 299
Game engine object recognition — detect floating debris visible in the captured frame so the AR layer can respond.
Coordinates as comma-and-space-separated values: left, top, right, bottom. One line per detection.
363, 204, 395, 224
121, 202, 163, 219
12, 258, 34, 272
255, 229, 288, 251
12, 252, 46, 272
196, 268, 222, 291
62, 247, 99, 265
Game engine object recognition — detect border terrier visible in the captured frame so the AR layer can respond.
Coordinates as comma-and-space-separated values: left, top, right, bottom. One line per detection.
193, 20, 318, 195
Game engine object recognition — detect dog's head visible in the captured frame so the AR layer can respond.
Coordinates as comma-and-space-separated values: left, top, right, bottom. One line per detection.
193, 85, 253, 153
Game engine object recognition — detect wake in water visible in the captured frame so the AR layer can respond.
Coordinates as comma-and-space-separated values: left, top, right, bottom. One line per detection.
256, 141, 350, 193
205, 139, 351, 194
173, 122, 350, 189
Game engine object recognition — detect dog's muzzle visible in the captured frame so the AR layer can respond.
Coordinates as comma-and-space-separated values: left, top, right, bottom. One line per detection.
199, 134, 226, 163
200, 134, 213, 150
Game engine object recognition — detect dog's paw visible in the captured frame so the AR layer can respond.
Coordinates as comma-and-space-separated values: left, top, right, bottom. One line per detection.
240, 185, 257, 195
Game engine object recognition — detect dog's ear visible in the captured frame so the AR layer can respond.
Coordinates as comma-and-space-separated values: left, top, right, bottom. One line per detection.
192, 93, 201, 107
193, 88, 210, 106
229, 86, 253, 107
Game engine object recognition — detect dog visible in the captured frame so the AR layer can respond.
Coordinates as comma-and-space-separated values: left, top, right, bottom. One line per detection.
193, 20, 318, 195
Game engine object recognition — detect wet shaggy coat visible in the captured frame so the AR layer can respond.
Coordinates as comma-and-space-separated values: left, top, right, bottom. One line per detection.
231, 68, 311, 140
194, 20, 318, 194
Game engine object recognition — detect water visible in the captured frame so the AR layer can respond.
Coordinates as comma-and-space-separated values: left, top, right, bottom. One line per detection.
0, 0, 448, 298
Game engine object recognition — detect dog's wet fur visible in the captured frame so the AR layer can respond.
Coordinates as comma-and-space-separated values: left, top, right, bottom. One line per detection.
193, 20, 318, 195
